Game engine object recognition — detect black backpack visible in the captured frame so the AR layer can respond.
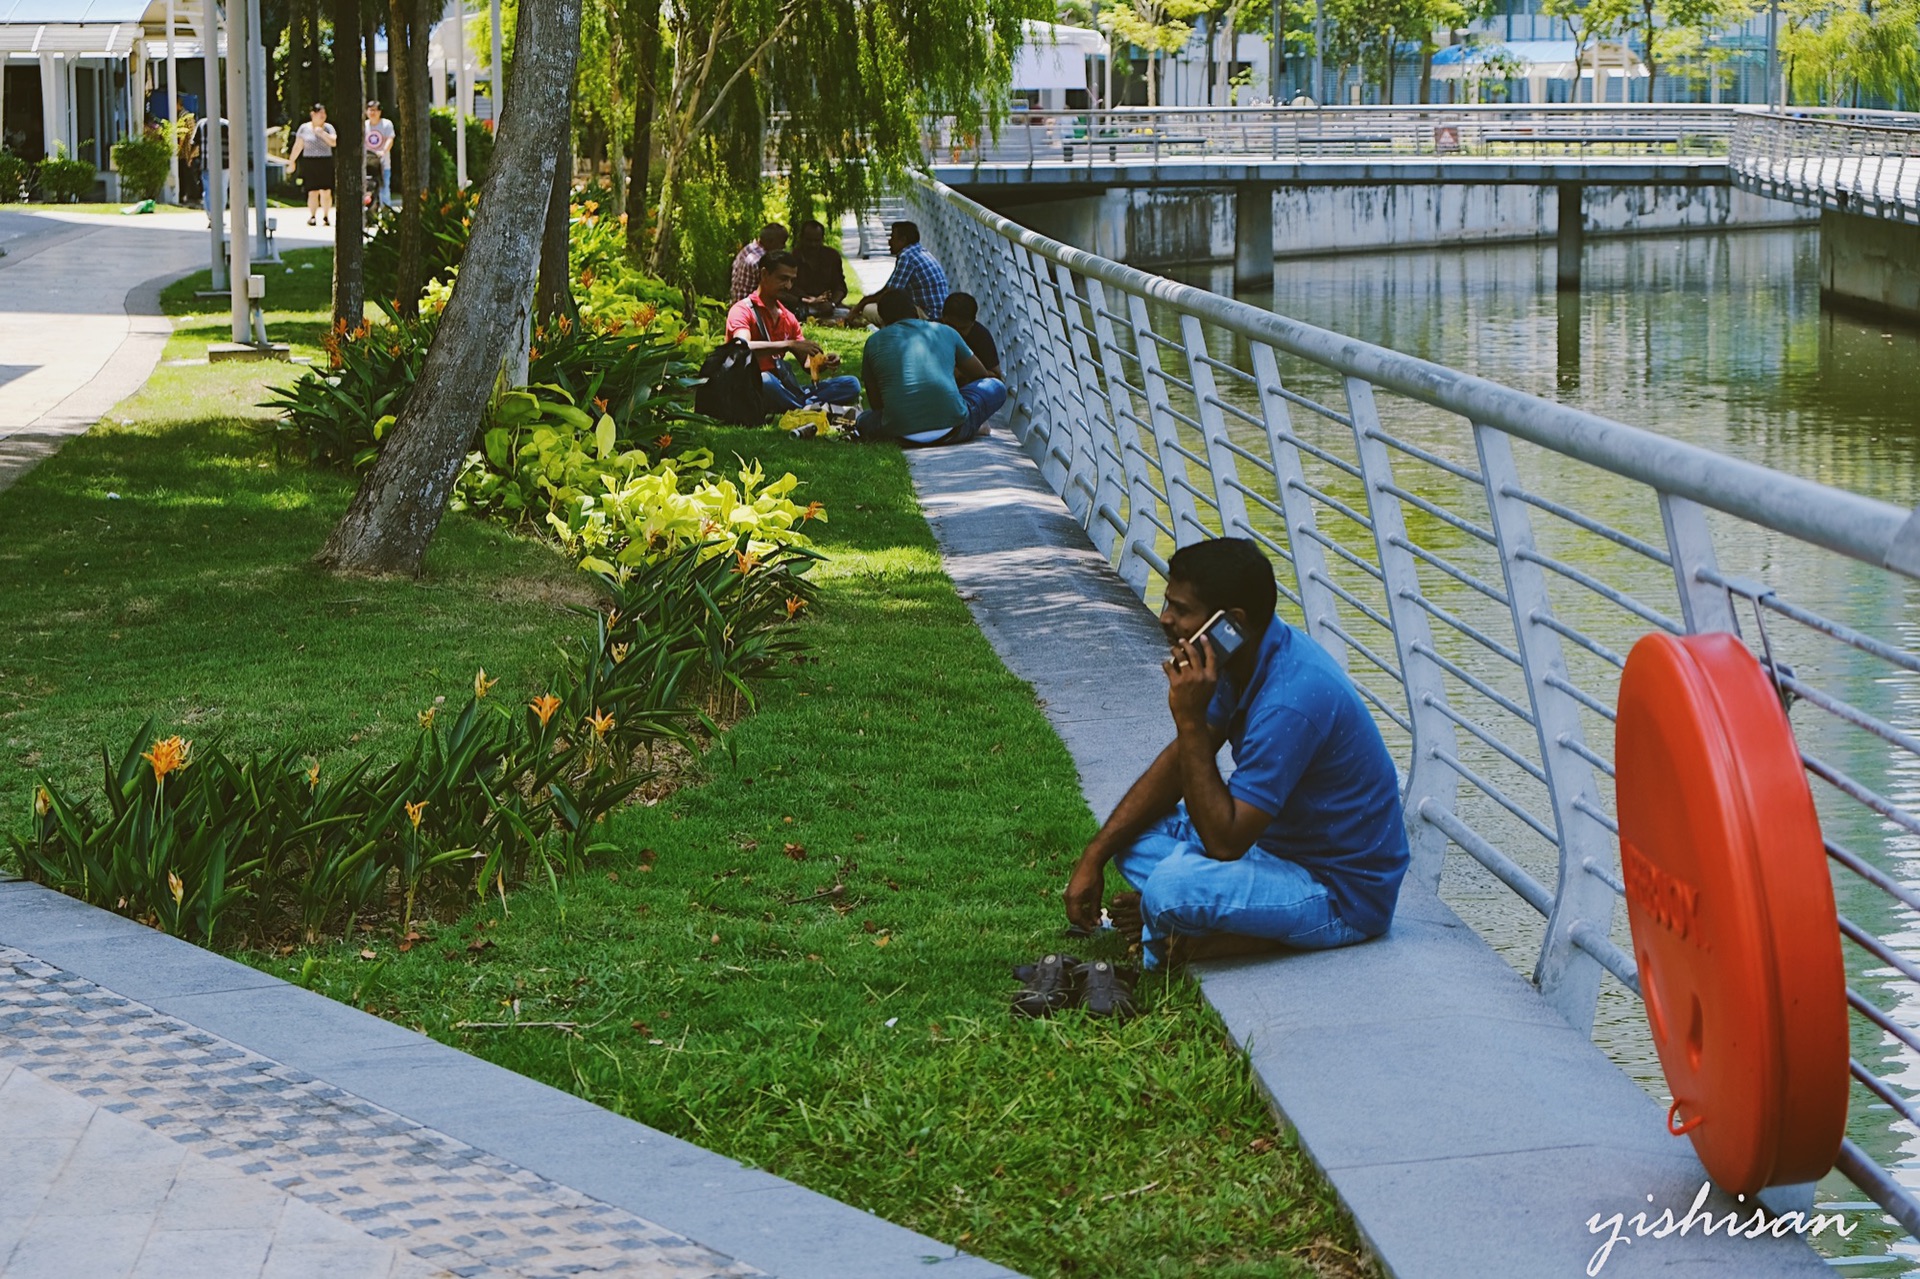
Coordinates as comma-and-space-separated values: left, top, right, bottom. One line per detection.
694, 338, 766, 425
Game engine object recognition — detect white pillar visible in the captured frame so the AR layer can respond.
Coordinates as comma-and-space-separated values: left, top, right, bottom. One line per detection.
226, 0, 251, 343
430, 26, 446, 109
201, 0, 225, 288
166, 0, 181, 202
452, 0, 468, 187
38, 53, 60, 157
489, 0, 502, 118
247, 0, 270, 258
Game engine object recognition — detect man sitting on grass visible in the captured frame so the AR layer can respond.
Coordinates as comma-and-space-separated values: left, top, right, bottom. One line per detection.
726, 251, 861, 415
1064, 538, 1409, 968
854, 290, 1006, 447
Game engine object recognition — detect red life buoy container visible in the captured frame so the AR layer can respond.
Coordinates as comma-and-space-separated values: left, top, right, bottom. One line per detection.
1615, 631, 1848, 1194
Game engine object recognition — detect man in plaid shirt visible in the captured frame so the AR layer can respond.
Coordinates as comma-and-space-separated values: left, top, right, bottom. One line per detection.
854, 221, 950, 321
729, 224, 789, 302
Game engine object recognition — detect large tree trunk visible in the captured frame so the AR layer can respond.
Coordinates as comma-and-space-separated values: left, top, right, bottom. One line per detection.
388, 0, 434, 316
332, 0, 367, 327
536, 133, 576, 323
624, 0, 661, 257
317, 0, 583, 576
287, 0, 308, 121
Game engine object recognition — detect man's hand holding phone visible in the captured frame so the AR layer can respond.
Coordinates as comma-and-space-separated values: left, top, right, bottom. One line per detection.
1164, 634, 1217, 731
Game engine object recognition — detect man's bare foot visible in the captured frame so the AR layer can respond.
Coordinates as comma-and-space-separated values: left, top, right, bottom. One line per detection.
1168, 932, 1290, 965
1107, 890, 1144, 942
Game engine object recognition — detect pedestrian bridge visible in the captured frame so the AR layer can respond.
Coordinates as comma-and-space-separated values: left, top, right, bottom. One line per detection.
904, 169, 1920, 1276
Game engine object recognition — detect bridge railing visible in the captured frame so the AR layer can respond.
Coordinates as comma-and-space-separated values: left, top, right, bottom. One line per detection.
1731, 109, 1920, 224
925, 104, 1739, 168
907, 171, 1920, 1236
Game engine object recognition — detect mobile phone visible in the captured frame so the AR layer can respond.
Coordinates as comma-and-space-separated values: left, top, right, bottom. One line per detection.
1189, 609, 1247, 661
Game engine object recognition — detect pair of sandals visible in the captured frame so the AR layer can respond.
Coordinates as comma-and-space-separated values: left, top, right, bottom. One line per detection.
1011, 952, 1137, 1020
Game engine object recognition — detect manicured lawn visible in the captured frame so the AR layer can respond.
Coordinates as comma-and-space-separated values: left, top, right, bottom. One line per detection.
1, 267, 1373, 1279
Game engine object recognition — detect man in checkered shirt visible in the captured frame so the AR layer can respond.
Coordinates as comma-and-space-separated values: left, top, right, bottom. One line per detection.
729, 224, 789, 302
853, 221, 950, 322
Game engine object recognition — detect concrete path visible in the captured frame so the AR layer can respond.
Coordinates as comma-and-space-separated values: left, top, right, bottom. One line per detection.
0, 208, 331, 493
905, 433, 1836, 1279
0, 883, 1017, 1279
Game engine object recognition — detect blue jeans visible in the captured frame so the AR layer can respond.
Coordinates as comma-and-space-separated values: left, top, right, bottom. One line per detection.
1116, 804, 1372, 970
761, 369, 860, 413
855, 377, 1008, 446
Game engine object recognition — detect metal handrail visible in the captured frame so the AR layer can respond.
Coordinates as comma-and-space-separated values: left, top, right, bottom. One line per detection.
908, 169, 1920, 1243
1729, 110, 1920, 224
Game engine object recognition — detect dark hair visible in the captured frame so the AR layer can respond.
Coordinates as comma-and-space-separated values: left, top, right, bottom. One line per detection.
890, 220, 921, 245
759, 223, 788, 246
1167, 538, 1276, 628
759, 249, 797, 276
310, 102, 327, 114
875, 290, 917, 324
800, 218, 825, 233
366, 100, 382, 110
943, 291, 978, 324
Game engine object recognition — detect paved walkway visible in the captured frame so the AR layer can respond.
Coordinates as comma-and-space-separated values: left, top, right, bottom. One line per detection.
0, 208, 329, 493
903, 433, 1834, 1279
0, 885, 1015, 1279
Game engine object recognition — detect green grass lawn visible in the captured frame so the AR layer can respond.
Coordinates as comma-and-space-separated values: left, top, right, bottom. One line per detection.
0, 272, 1372, 1279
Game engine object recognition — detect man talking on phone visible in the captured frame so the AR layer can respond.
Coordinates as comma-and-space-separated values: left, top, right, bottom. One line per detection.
1064, 538, 1408, 968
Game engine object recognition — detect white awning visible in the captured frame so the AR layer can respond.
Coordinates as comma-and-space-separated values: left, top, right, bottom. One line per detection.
1429, 39, 1647, 81
1011, 20, 1105, 92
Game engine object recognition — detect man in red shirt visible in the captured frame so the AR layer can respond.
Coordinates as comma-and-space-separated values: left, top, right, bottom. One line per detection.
725, 251, 861, 414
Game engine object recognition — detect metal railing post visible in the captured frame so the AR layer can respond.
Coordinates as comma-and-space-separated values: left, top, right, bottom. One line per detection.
1476, 425, 1616, 1033
1346, 378, 1461, 895
1047, 259, 1107, 529
1179, 314, 1254, 540
1086, 278, 1163, 592
1128, 294, 1209, 545
1661, 493, 1742, 635
1021, 245, 1082, 500
1250, 342, 1347, 672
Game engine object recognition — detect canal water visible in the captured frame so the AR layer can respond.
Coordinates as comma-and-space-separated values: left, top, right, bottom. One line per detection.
1163, 227, 1920, 1271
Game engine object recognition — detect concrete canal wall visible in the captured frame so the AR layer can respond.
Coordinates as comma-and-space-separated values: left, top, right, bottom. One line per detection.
992, 182, 1812, 272
1821, 208, 1920, 325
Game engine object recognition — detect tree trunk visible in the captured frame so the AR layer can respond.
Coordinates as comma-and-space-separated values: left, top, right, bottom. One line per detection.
317, 0, 583, 576
288, 0, 308, 120
536, 133, 576, 323
624, 0, 661, 257
389, 0, 434, 316
332, 0, 366, 327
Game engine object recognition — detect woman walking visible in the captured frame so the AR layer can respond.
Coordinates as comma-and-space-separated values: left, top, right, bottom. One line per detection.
288, 103, 337, 226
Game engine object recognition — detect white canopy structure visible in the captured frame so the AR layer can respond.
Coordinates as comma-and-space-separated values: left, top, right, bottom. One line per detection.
1430, 39, 1647, 103
1011, 20, 1105, 99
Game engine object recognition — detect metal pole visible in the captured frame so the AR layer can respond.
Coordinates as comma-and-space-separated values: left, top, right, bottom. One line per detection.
248, 0, 270, 258
1312, 0, 1325, 104
202, 0, 225, 290
1764, 0, 1779, 109
1270, 0, 1281, 101
166, 0, 181, 202
453, 0, 468, 186
226, 0, 250, 343
489, 0, 502, 119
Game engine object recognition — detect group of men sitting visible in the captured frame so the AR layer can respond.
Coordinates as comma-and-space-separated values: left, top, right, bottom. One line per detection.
723, 219, 1007, 447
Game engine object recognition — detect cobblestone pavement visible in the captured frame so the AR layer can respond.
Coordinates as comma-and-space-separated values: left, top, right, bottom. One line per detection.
0, 946, 759, 1279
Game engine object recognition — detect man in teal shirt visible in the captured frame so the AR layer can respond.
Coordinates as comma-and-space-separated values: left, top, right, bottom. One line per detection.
855, 291, 1008, 446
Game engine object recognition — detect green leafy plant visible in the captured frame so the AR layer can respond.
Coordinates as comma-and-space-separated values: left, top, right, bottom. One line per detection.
259, 315, 438, 466
0, 150, 28, 202
364, 186, 479, 306
111, 128, 175, 202
35, 147, 96, 203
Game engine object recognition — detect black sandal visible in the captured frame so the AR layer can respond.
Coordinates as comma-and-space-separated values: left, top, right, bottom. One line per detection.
1011, 952, 1081, 1018
1073, 960, 1138, 1020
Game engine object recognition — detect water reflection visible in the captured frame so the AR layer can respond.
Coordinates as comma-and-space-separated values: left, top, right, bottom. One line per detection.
1162, 228, 1920, 1270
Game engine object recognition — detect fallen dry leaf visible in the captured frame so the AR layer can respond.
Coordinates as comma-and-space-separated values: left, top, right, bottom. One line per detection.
872, 934, 891, 947
359, 949, 377, 961
739, 840, 759, 851
783, 842, 806, 861
467, 937, 495, 954
861, 920, 879, 934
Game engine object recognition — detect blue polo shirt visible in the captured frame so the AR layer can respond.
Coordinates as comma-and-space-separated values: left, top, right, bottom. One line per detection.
1206, 619, 1409, 936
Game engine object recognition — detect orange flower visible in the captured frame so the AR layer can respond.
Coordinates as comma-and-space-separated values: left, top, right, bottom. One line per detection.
587, 709, 615, 739
530, 694, 562, 727
654, 433, 672, 450
584, 199, 599, 214
801, 501, 825, 522
34, 787, 52, 817
593, 396, 609, 414
529, 346, 541, 360
556, 315, 572, 334
733, 550, 762, 576
611, 643, 630, 664
405, 800, 427, 829
634, 304, 657, 327
306, 761, 321, 789
473, 668, 499, 700
142, 736, 191, 784
168, 871, 184, 906
418, 707, 437, 730
785, 595, 807, 619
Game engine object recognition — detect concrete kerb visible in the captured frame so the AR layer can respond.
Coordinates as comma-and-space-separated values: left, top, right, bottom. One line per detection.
903, 433, 1833, 1279
0, 881, 1021, 1279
